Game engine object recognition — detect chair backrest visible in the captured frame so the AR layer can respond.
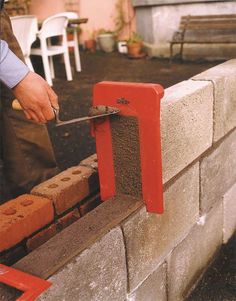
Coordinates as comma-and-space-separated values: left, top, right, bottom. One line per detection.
10, 15, 38, 56
38, 15, 68, 39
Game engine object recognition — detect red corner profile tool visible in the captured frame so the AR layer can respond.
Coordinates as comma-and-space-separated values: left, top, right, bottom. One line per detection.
0, 264, 51, 301
92, 81, 164, 214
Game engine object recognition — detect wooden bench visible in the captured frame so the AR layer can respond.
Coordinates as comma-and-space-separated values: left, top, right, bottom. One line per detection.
170, 14, 236, 61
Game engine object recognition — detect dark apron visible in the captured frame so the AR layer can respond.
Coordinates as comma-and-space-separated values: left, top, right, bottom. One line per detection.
0, 9, 59, 202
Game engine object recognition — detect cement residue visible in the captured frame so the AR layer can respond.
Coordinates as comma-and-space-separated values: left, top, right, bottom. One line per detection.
110, 115, 142, 197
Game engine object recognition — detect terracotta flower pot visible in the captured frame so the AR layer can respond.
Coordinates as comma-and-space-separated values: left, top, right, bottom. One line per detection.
84, 39, 96, 52
127, 42, 142, 57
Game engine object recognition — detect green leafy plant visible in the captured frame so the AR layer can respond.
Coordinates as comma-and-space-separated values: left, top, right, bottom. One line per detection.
97, 28, 114, 35
127, 32, 142, 44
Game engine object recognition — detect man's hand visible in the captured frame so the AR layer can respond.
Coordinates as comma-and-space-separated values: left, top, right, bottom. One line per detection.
12, 71, 59, 123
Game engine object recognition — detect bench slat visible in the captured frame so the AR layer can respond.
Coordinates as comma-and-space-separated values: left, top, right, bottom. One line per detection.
180, 22, 236, 30
181, 14, 236, 20
184, 29, 236, 43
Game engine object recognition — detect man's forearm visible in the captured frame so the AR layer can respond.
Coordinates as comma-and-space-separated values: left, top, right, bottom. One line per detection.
0, 39, 29, 88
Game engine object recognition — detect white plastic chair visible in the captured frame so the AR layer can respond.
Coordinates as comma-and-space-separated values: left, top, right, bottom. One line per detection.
55, 12, 82, 72
30, 14, 72, 86
10, 15, 38, 71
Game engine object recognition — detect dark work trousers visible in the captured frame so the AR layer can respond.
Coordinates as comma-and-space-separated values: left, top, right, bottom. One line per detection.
0, 9, 59, 203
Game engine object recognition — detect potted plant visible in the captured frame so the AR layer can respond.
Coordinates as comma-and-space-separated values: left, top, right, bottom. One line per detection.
84, 31, 97, 52
97, 29, 116, 53
126, 32, 143, 58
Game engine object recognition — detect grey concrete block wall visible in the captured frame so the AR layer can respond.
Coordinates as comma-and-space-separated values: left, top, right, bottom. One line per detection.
161, 80, 213, 183
127, 262, 167, 301
193, 59, 236, 142
200, 129, 236, 213
223, 182, 236, 243
38, 227, 127, 301
167, 202, 223, 301
122, 163, 199, 291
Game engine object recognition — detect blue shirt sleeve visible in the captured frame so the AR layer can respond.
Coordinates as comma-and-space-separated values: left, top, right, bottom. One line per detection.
0, 39, 29, 89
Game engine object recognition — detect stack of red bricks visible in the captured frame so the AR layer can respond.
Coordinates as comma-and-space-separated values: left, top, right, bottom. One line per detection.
0, 154, 100, 264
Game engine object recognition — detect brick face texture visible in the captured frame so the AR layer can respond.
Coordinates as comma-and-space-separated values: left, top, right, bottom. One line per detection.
31, 165, 99, 215
0, 195, 54, 252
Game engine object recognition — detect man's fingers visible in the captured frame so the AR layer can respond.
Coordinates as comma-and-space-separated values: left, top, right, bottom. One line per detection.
23, 110, 32, 120
26, 109, 40, 123
27, 109, 46, 124
47, 86, 59, 110
42, 106, 55, 121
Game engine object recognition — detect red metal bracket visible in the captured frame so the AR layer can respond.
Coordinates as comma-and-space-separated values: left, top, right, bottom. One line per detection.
92, 81, 164, 214
0, 264, 51, 301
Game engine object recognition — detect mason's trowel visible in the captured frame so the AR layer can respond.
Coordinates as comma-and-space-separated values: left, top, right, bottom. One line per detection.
54, 105, 120, 127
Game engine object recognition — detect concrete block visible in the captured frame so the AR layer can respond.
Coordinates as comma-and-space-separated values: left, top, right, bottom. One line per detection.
200, 129, 236, 213
161, 80, 213, 183
193, 59, 236, 142
0, 194, 54, 252
223, 182, 236, 243
122, 163, 199, 291
127, 262, 167, 301
31, 165, 99, 215
38, 227, 127, 301
168, 202, 223, 301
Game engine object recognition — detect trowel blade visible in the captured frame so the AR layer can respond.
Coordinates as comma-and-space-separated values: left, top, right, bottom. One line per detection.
55, 106, 120, 127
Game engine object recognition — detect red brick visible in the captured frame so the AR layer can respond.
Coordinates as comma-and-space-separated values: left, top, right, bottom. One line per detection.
0, 194, 54, 252
26, 224, 57, 252
56, 209, 80, 231
31, 165, 98, 215
79, 194, 101, 216
80, 154, 98, 170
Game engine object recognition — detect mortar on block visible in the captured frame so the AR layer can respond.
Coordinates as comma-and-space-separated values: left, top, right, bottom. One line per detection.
92, 82, 164, 214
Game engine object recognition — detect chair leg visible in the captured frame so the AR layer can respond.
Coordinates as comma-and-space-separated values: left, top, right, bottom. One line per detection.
73, 30, 81, 72
49, 56, 55, 79
25, 56, 34, 72
63, 49, 73, 82
42, 53, 53, 86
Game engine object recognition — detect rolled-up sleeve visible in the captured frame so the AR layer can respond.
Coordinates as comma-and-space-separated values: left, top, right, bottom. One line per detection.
0, 39, 29, 88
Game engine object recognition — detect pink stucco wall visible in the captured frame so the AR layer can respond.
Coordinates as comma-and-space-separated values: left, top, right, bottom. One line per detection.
29, 0, 136, 41
29, 0, 65, 21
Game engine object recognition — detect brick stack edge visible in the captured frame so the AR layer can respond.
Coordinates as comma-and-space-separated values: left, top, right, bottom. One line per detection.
0, 154, 100, 263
